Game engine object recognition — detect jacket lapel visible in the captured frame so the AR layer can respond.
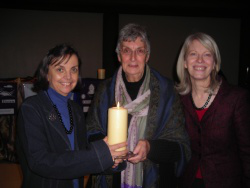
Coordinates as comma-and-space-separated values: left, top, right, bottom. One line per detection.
181, 94, 199, 124
181, 79, 227, 129
39, 91, 71, 149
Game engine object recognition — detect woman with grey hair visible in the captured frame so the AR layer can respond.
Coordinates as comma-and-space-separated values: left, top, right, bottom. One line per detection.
86, 23, 190, 188
176, 32, 250, 188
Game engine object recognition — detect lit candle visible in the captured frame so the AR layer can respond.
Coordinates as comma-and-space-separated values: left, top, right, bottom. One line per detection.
108, 102, 128, 151
97, 69, 105, 79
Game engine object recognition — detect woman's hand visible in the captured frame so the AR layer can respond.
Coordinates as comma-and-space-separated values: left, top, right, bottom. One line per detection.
127, 139, 150, 164
103, 137, 128, 168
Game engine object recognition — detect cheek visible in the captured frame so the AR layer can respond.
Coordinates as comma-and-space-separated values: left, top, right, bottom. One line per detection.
73, 74, 79, 82
121, 61, 128, 69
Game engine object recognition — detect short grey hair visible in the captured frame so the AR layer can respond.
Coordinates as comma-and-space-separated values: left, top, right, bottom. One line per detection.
115, 23, 151, 55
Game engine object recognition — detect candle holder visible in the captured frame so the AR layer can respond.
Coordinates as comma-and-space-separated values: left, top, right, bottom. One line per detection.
114, 151, 137, 160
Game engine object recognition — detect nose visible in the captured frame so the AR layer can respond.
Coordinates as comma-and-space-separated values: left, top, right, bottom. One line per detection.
64, 71, 71, 79
130, 51, 136, 61
197, 54, 203, 63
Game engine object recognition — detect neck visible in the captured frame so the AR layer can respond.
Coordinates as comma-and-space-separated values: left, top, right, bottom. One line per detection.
191, 80, 211, 98
126, 73, 143, 82
47, 87, 72, 103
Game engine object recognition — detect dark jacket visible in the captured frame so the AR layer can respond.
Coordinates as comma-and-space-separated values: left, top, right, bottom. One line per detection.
180, 79, 250, 188
87, 67, 191, 188
16, 91, 114, 188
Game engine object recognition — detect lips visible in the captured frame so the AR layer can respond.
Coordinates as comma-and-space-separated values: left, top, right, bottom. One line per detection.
193, 66, 206, 71
128, 64, 138, 67
61, 82, 71, 86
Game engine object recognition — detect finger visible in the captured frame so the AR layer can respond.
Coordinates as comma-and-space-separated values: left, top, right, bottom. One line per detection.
103, 136, 108, 142
110, 141, 127, 150
127, 154, 140, 163
103, 137, 108, 144
114, 158, 123, 164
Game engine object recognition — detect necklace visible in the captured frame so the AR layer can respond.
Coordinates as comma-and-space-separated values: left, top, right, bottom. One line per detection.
47, 91, 74, 134
52, 102, 74, 134
191, 92, 212, 110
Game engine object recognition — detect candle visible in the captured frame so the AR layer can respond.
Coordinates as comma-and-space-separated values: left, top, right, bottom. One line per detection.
97, 69, 105, 79
108, 102, 128, 151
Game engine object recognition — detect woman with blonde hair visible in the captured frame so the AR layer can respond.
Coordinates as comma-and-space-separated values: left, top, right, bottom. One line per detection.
176, 32, 250, 188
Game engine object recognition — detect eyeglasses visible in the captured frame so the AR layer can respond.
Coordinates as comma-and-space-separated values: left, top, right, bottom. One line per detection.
119, 47, 148, 56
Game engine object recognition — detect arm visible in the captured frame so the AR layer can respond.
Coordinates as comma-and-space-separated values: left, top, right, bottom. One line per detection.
128, 94, 190, 166
16, 100, 122, 179
85, 80, 127, 173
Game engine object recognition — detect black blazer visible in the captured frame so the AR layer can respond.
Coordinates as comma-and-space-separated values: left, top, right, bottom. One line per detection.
16, 91, 114, 188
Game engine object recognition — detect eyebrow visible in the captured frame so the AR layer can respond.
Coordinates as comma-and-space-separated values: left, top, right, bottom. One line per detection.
122, 46, 145, 49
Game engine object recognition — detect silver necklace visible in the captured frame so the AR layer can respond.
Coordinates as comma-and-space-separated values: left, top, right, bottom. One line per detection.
191, 93, 212, 110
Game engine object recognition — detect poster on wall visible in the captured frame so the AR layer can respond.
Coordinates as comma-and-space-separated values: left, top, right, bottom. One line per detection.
0, 82, 17, 115
73, 78, 101, 115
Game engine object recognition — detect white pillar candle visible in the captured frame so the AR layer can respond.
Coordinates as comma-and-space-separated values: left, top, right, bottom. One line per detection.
108, 102, 128, 151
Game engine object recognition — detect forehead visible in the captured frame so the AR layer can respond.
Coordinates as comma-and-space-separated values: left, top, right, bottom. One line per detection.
121, 37, 146, 48
188, 40, 210, 51
52, 54, 79, 67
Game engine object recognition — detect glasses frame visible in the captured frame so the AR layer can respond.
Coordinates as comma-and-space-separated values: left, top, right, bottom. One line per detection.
119, 47, 148, 57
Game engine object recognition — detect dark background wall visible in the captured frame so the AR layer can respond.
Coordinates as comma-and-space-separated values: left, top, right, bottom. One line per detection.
0, 1, 249, 88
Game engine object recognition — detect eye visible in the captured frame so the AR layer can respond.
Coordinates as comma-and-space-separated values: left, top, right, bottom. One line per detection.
71, 67, 78, 73
189, 52, 197, 56
122, 48, 131, 54
56, 67, 64, 73
203, 52, 212, 57
137, 48, 146, 55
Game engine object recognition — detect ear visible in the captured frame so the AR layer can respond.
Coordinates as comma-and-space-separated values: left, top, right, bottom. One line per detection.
117, 54, 122, 63
184, 61, 188, 68
146, 54, 150, 63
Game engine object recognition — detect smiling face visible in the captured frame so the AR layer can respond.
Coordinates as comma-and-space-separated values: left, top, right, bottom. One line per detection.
118, 37, 149, 82
47, 54, 79, 96
185, 39, 215, 85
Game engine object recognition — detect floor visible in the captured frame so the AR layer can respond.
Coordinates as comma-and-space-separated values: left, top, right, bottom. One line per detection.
0, 163, 22, 188
0, 162, 90, 188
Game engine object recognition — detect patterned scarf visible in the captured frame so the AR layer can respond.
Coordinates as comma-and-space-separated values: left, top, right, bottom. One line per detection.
115, 65, 151, 188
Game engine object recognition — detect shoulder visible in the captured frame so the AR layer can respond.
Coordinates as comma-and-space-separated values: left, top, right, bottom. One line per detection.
96, 78, 112, 93
69, 99, 82, 111
220, 79, 249, 100
149, 67, 175, 96
150, 67, 173, 85
20, 91, 47, 107
92, 78, 112, 100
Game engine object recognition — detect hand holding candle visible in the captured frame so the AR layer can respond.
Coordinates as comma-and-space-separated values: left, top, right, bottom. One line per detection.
108, 102, 128, 151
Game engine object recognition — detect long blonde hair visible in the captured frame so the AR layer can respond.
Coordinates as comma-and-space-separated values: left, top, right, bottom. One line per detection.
175, 32, 221, 95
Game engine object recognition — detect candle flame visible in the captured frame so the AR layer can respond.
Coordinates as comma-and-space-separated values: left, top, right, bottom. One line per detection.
117, 102, 120, 108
